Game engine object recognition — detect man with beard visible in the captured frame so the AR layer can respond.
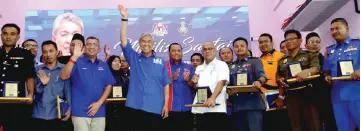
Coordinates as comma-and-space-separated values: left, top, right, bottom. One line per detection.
32, 40, 71, 131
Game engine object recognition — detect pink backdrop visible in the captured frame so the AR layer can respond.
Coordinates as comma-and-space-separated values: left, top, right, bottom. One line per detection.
0, 0, 359, 57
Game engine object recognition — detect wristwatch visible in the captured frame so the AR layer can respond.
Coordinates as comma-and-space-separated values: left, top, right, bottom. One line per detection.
121, 18, 128, 21
278, 95, 285, 100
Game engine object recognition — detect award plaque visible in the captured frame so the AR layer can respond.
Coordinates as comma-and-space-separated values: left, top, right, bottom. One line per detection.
112, 86, 123, 98
338, 60, 354, 76
288, 63, 302, 78
3, 82, 19, 97
237, 73, 248, 86
196, 86, 211, 104
263, 90, 286, 111
56, 96, 69, 119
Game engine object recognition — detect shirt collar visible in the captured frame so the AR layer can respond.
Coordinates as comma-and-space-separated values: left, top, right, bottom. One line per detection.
81, 55, 100, 64
284, 48, 306, 58
41, 61, 64, 70
203, 57, 217, 67
235, 56, 249, 64
169, 59, 183, 65
140, 52, 156, 58
336, 36, 352, 47
260, 49, 276, 57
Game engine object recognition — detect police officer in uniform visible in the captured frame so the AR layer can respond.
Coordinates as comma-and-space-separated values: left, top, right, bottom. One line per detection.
0, 23, 36, 131
324, 18, 360, 131
228, 37, 267, 131
276, 29, 321, 131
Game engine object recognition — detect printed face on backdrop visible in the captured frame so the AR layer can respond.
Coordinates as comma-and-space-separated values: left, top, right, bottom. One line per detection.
52, 20, 83, 56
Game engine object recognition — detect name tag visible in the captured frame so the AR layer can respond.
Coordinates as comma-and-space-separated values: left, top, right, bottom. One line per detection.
153, 58, 162, 64
82, 68, 87, 70
98, 67, 104, 71
9, 57, 24, 60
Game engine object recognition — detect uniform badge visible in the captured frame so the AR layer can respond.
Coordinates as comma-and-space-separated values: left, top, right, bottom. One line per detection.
283, 59, 287, 64
299, 57, 307, 61
152, 22, 168, 37
231, 64, 235, 69
243, 64, 251, 68
330, 50, 335, 54
14, 64, 18, 68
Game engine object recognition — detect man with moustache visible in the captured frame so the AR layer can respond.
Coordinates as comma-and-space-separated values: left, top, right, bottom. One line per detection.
219, 47, 234, 65
191, 42, 229, 131
0, 23, 36, 131
32, 40, 71, 131
258, 33, 290, 131
163, 43, 195, 131
228, 37, 267, 131
324, 18, 360, 131
276, 29, 321, 131
60, 36, 115, 131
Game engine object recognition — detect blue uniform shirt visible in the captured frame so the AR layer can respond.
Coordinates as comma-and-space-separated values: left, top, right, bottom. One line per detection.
121, 43, 171, 115
32, 62, 71, 120
229, 57, 266, 111
71, 55, 116, 117
167, 60, 194, 112
324, 37, 360, 103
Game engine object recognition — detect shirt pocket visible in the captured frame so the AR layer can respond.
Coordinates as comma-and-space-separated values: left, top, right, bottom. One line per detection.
51, 80, 65, 97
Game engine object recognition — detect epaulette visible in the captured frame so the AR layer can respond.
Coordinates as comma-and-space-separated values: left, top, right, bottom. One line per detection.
326, 44, 336, 49
248, 57, 259, 59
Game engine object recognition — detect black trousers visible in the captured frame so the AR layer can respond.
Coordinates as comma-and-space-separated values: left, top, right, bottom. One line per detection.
106, 103, 130, 131
196, 112, 228, 131
262, 110, 291, 131
313, 83, 338, 131
0, 104, 32, 131
126, 107, 162, 131
162, 111, 193, 131
32, 118, 62, 131
286, 88, 322, 131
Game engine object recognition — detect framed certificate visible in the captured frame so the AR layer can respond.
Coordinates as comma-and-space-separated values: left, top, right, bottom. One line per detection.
237, 73, 248, 86
2, 81, 19, 97
338, 60, 354, 76
112, 86, 123, 98
196, 86, 212, 104
287, 62, 302, 78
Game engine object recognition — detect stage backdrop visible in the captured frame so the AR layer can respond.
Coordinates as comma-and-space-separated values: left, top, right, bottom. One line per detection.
25, 6, 250, 63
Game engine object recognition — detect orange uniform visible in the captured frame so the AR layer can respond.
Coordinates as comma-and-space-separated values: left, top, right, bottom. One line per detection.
260, 49, 284, 88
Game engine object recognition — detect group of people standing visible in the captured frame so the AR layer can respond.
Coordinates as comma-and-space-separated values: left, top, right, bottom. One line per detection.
0, 4, 359, 131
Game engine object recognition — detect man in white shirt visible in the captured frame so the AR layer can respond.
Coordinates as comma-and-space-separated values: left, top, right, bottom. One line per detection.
191, 42, 230, 131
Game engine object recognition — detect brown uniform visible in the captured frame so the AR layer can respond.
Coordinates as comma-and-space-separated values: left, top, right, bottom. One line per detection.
276, 49, 322, 131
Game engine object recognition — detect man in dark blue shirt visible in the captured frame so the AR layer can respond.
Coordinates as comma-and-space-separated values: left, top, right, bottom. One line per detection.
60, 35, 115, 131
163, 43, 195, 131
118, 5, 171, 131
32, 40, 71, 131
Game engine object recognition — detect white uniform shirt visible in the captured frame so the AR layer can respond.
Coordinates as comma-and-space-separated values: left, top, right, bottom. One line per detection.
191, 58, 229, 114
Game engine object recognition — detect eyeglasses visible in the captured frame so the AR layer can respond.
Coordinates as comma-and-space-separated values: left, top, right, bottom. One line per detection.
202, 47, 215, 52
85, 43, 99, 47
285, 37, 299, 42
